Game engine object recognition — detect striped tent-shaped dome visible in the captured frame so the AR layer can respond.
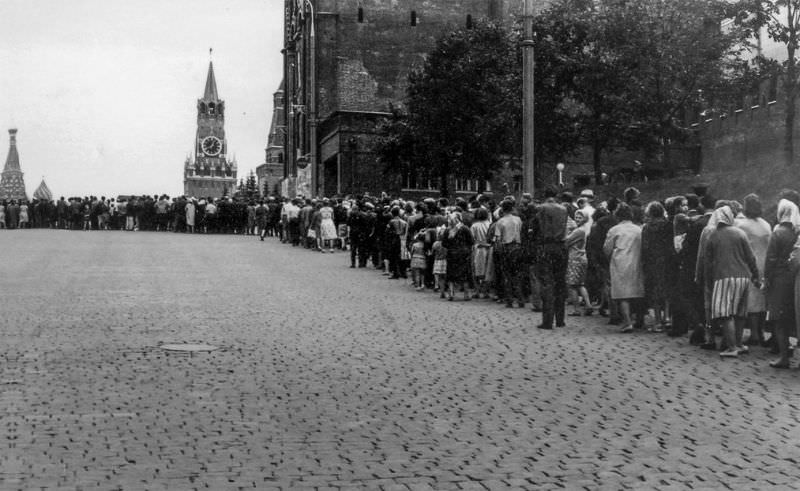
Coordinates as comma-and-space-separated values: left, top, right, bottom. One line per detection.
33, 179, 52, 201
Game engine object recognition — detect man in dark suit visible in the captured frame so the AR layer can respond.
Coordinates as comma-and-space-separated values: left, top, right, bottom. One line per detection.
535, 186, 568, 330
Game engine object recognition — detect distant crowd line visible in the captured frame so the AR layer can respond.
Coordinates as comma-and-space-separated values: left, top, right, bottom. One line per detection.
0, 195, 284, 234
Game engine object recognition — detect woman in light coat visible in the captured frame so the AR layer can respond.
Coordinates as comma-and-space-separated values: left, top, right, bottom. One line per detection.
734, 194, 771, 345
604, 203, 645, 333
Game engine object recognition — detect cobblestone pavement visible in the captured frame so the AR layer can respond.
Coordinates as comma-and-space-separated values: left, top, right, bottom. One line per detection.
2, 230, 800, 490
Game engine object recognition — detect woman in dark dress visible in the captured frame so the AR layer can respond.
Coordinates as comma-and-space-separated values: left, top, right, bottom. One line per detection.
765, 199, 800, 368
641, 201, 675, 332
442, 211, 474, 301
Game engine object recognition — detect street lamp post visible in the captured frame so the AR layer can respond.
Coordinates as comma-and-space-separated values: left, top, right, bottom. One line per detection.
522, 0, 536, 197
305, 0, 318, 198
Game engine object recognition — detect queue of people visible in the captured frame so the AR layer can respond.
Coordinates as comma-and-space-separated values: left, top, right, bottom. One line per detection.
7, 186, 800, 369
266, 186, 800, 368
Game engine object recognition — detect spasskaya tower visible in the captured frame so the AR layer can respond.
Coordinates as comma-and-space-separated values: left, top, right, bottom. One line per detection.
183, 59, 237, 198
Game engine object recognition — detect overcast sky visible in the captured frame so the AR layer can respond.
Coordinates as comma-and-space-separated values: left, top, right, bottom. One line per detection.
0, 0, 284, 198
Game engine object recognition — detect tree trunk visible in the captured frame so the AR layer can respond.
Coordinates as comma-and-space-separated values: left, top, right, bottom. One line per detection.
592, 139, 603, 185
439, 169, 450, 198
786, 78, 796, 167
786, 18, 797, 167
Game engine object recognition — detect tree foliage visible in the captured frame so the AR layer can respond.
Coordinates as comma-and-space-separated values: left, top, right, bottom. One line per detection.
734, 0, 800, 165
246, 170, 258, 198
377, 21, 522, 196
378, 1, 753, 192
556, 0, 751, 180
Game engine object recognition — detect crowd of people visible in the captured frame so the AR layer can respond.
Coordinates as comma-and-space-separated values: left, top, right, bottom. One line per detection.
269, 186, 800, 368
5, 186, 800, 368
0, 195, 282, 234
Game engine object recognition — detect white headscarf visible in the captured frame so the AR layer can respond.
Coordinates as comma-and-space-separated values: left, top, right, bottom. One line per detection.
713, 206, 735, 227
777, 199, 800, 231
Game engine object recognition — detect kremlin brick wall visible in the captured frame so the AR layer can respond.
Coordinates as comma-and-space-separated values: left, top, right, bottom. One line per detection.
694, 81, 790, 174
314, 0, 519, 120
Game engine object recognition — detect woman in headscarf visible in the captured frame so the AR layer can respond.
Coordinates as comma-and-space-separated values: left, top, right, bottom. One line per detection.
566, 209, 593, 316
764, 199, 800, 367
702, 206, 760, 358
734, 194, 771, 346
442, 211, 474, 301
604, 202, 645, 333
695, 200, 729, 348
641, 201, 675, 332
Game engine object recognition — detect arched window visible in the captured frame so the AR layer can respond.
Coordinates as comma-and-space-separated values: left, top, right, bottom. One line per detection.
411, 10, 417, 26
208, 102, 216, 115
358, 7, 364, 23
199, 102, 207, 114
466, 14, 473, 28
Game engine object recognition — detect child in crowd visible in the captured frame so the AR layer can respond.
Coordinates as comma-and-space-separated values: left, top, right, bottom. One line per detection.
409, 233, 427, 290
432, 227, 448, 298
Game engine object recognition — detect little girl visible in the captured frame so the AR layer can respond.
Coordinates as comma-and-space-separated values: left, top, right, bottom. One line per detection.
432, 227, 448, 298
409, 233, 427, 290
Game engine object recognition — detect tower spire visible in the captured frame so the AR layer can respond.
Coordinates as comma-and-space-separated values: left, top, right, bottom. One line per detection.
0, 128, 27, 201
204, 51, 218, 101
4, 128, 20, 171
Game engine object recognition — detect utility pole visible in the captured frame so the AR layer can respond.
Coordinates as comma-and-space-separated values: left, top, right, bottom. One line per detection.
522, 0, 536, 196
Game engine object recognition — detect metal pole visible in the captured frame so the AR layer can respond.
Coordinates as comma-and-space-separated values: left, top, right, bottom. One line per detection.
306, 0, 318, 197
522, 0, 535, 196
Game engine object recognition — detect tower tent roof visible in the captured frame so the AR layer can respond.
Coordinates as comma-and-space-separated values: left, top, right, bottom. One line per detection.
204, 61, 219, 101
4, 128, 20, 171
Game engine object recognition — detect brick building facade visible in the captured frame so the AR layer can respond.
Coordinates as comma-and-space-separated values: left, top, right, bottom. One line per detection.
281, 0, 518, 198
257, 81, 285, 197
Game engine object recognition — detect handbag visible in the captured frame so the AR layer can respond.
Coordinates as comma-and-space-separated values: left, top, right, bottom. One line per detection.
400, 240, 411, 261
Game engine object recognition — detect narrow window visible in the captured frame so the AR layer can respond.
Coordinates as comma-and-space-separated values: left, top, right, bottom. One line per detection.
411, 10, 417, 26
358, 7, 364, 23
466, 14, 473, 28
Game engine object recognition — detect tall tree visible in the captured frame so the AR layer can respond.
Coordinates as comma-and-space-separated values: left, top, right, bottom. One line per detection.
536, 0, 627, 184
607, 0, 749, 166
735, 0, 800, 166
246, 170, 258, 198
406, 20, 522, 196
548, 0, 749, 179
375, 22, 522, 196
376, 19, 583, 195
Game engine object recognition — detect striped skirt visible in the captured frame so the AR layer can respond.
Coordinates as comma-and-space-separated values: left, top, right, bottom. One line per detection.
711, 277, 750, 320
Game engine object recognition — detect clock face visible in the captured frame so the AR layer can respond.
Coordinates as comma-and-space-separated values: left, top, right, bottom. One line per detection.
201, 136, 222, 156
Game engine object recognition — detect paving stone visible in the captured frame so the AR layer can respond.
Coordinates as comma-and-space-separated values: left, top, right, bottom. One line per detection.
0, 231, 797, 489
